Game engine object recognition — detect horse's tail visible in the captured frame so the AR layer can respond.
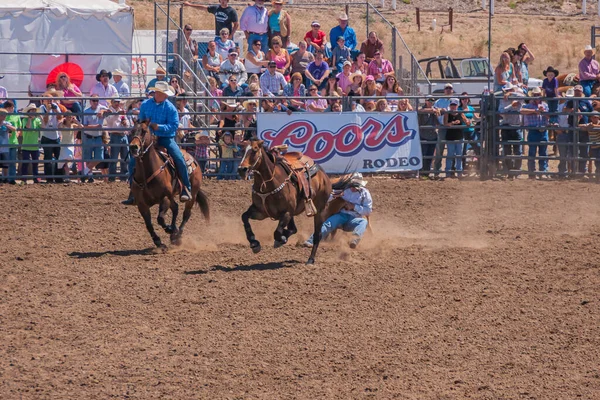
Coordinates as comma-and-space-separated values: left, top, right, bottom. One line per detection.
195, 189, 210, 222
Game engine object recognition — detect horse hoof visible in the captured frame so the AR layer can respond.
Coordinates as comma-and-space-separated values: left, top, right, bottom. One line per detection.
171, 236, 182, 246
274, 237, 287, 248
164, 227, 174, 234
306, 258, 315, 265
251, 242, 262, 254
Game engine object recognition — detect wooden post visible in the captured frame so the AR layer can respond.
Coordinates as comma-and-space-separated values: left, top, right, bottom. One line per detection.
416, 8, 421, 31
392, 0, 397, 10
583, 0, 587, 15
449, 7, 453, 32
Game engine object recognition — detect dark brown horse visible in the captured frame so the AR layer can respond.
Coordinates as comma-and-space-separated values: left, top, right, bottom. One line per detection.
237, 139, 333, 265
129, 120, 209, 250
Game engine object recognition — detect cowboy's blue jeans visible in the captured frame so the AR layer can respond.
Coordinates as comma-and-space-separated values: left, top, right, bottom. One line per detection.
306, 212, 368, 244
581, 80, 595, 97
156, 136, 191, 191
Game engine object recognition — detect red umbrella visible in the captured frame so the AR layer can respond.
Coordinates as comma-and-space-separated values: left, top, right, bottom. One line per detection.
46, 62, 84, 87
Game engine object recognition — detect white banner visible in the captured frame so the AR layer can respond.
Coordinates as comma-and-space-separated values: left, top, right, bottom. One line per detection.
257, 112, 423, 173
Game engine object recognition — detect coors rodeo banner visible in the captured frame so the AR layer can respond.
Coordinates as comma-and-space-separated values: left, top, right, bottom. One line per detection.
257, 112, 423, 173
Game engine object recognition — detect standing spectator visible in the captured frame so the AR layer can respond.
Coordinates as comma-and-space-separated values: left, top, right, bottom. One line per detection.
0, 108, 16, 182
579, 45, 600, 98
290, 40, 314, 83
360, 31, 384, 62
304, 21, 328, 56
283, 73, 306, 111
564, 84, 594, 176
192, 131, 211, 173
245, 39, 268, 78
215, 28, 237, 60
443, 98, 468, 178
112, 69, 130, 97
146, 67, 168, 95
331, 36, 351, 73
184, 0, 238, 39
433, 83, 454, 177
337, 61, 353, 94
180, 24, 199, 58
351, 52, 369, 76
329, 13, 357, 52
305, 51, 330, 91
202, 41, 223, 83
494, 52, 514, 93
557, 89, 574, 178
240, 0, 269, 51
105, 98, 130, 181
223, 75, 245, 97
0, 76, 8, 105
368, 51, 394, 83
580, 113, 600, 181
218, 132, 239, 179
55, 72, 83, 117
521, 87, 549, 179
57, 113, 82, 182
20, 103, 42, 183
542, 66, 559, 123
266, 36, 291, 78
3, 101, 21, 184
499, 83, 524, 178
306, 85, 327, 112
459, 93, 479, 171
219, 49, 248, 87
90, 69, 118, 107
82, 95, 108, 182
418, 97, 439, 178
517, 43, 535, 87
268, 0, 291, 48
260, 61, 287, 96
40, 93, 62, 183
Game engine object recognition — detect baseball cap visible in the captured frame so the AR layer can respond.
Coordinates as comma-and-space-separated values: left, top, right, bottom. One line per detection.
574, 84, 584, 91
444, 83, 453, 89
449, 98, 459, 105
311, 21, 320, 27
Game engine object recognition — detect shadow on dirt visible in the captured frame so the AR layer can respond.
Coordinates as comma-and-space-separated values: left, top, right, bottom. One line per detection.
185, 260, 302, 275
68, 248, 155, 259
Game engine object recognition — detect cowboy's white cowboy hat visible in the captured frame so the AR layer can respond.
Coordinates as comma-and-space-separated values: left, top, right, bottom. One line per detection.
148, 81, 175, 96
584, 45, 595, 53
350, 172, 367, 187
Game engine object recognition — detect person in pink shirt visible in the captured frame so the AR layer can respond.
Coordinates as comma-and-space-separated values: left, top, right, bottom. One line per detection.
367, 51, 394, 83
579, 45, 600, 97
336, 60, 353, 94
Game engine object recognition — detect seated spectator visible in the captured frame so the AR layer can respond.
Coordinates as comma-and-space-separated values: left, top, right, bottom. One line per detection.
332, 36, 351, 73
268, 0, 291, 48
305, 51, 330, 91
192, 131, 211, 174
375, 99, 390, 112
306, 85, 327, 112
261, 98, 290, 113
360, 31, 384, 63
266, 36, 291, 79
223, 75, 244, 97
169, 76, 186, 96
202, 41, 223, 83
290, 40, 314, 84
322, 75, 343, 97
215, 28, 236, 60
368, 51, 394, 83
329, 13, 357, 53
361, 75, 380, 104
283, 72, 306, 111
397, 98, 413, 112
146, 67, 167, 95
325, 94, 342, 112
207, 76, 223, 112
55, 72, 83, 117
346, 72, 364, 96
112, 69, 130, 97
219, 49, 248, 87
337, 61, 353, 94
304, 21, 328, 56
20, 103, 42, 183
364, 100, 376, 111
245, 39, 268, 78
329, 101, 342, 113
381, 74, 403, 110
260, 61, 287, 96
351, 52, 369, 75
244, 81, 263, 98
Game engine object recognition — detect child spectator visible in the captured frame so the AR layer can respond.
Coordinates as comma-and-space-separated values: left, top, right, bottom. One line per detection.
331, 36, 351, 73
218, 131, 239, 180
57, 113, 83, 182
20, 103, 42, 183
0, 108, 17, 182
192, 131, 211, 174
542, 66, 559, 124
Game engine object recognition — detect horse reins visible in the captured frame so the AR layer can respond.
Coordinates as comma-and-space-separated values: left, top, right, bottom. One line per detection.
248, 147, 292, 220
131, 132, 168, 189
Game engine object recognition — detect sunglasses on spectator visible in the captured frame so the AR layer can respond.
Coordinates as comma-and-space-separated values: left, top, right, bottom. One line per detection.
293, 78, 301, 81
60, 76, 67, 79
221, 33, 228, 36
229, 79, 237, 82
268, 65, 276, 68
309, 88, 317, 92
91, 99, 99, 102
253, 43, 261, 46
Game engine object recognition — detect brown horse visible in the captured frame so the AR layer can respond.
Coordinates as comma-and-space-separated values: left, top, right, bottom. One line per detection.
129, 120, 209, 250
237, 139, 334, 265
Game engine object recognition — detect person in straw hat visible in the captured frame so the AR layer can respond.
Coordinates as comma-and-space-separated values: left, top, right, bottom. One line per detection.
129, 81, 193, 202
112, 69, 130, 97
303, 172, 372, 250
579, 45, 600, 97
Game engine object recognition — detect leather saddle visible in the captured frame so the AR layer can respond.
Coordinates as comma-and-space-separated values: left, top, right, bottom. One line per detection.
271, 148, 318, 201
156, 145, 197, 191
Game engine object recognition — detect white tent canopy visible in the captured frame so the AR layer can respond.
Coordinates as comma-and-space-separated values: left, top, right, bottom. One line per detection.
0, 0, 134, 100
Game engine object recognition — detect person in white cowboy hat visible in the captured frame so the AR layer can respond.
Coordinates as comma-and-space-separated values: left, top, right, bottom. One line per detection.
329, 13, 357, 52
579, 45, 600, 97
132, 81, 193, 202
499, 83, 525, 178
303, 172, 372, 249
112, 69, 130, 97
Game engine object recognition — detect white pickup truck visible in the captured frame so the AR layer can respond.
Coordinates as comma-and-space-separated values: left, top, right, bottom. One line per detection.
416, 56, 542, 99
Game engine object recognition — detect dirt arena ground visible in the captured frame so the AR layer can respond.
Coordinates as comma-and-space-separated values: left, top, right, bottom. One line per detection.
1, 178, 600, 399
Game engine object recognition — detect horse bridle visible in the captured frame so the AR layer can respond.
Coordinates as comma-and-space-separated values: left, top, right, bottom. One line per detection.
247, 146, 292, 219
130, 126, 158, 189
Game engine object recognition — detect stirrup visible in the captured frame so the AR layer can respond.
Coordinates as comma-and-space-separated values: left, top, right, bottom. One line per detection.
305, 198, 317, 217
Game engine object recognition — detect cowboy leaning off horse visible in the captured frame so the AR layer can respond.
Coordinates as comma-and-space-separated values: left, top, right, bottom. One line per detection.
124, 81, 192, 203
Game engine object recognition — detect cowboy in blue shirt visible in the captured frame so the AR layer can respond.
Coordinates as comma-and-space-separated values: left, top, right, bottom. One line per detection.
125, 81, 192, 204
